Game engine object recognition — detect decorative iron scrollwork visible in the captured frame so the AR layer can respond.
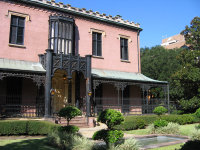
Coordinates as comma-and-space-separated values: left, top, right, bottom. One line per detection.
0, 72, 45, 87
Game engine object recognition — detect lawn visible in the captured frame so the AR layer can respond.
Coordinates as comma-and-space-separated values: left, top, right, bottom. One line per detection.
0, 123, 198, 150
0, 137, 57, 150
124, 123, 198, 136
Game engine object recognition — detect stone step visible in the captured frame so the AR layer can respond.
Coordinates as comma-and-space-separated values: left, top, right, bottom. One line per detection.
56, 116, 89, 128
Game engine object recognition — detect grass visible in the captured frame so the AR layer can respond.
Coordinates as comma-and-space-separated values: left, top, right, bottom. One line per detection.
0, 137, 57, 150
0, 123, 199, 150
149, 143, 183, 150
124, 123, 199, 136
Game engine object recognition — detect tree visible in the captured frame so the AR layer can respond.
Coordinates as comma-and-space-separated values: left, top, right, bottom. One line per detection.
92, 109, 124, 148
181, 16, 200, 50
58, 106, 82, 126
141, 46, 182, 98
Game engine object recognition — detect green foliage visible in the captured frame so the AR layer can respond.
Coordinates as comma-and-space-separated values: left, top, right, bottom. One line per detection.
58, 125, 79, 134
153, 106, 168, 116
48, 131, 94, 150
153, 119, 168, 128
161, 114, 196, 125
92, 129, 124, 145
195, 108, 200, 118
190, 129, 200, 141
178, 97, 200, 113
148, 122, 180, 134
97, 109, 124, 129
115, 138, 140, 150
141, 46, 182, 99
0, 120, 58, 135
181, 16, 200, 50
0, 120, 27, 135
58, 106, 82, 125
180, 140, 200, 150
114, 114, 198, 131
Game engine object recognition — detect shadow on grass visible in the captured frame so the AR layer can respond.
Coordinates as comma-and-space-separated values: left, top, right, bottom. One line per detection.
0, 138, 58, 150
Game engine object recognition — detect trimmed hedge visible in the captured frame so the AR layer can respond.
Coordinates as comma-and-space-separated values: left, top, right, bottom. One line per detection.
114, 114, 200, 131
0, 120, 59, 135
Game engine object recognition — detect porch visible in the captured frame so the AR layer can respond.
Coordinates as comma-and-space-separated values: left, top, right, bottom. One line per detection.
91, 69, 169, 115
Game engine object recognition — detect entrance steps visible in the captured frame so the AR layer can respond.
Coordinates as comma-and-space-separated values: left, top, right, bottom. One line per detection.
55, 116, 91, 128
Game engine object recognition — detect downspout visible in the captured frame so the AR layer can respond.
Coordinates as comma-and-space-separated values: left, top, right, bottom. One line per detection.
137, 30, 141, 73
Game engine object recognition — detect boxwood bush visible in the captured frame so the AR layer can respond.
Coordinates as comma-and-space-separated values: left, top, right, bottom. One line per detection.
114, 114, 199, 131
0, 120, 59, 135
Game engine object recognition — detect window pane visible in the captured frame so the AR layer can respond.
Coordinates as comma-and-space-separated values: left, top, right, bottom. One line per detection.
97, 33, 101, 41
17, 35, 23, 44
97, 41, 102, 56
17, 27, 24, 36
18, 17, 25, 27
51, 21, 55, 37
120, 38, 128, 60
92, 39, 96, 55
10, 26, 17, 44
11, 16, 18, 25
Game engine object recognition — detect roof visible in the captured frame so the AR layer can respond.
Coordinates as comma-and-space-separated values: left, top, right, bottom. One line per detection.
0, 58, 46, 73
92, 68, 168, 84
18, 0, 142, 31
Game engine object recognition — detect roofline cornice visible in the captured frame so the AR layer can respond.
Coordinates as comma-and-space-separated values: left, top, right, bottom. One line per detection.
15, 0, 142, 31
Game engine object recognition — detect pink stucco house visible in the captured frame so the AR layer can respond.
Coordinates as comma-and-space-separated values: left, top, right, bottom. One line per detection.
0, 0, 169, 124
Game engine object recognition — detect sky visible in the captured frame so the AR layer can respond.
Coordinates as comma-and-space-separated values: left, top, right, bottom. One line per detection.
56, 0, 200, 48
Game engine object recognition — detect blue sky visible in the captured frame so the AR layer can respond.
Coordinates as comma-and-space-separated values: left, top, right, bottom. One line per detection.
56, 0, 199, 48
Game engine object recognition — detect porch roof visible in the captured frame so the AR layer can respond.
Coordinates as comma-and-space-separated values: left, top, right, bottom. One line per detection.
0, 58, 45, 73
92, 68, 168, 84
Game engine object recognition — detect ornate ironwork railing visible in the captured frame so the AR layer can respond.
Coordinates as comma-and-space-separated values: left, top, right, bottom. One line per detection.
0, 104, 44, 118
93, 97, 168, 115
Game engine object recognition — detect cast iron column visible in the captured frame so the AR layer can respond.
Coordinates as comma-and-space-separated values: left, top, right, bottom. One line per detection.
86, 55, 92, 117
44, 49, 53, 118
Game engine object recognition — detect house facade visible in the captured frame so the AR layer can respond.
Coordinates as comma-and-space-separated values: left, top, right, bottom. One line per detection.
0, 0, 169, 120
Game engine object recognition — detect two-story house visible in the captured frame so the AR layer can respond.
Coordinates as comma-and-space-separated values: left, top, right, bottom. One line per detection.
0, 0, 169, 124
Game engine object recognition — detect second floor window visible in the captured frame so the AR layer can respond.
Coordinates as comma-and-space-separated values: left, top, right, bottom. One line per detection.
92, 32, 102, 56
120, 38, 128, 60
9, 15, 25, 45
49, 16, 74, 54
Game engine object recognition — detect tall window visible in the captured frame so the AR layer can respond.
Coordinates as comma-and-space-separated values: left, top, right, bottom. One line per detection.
49, 16, 74, 54
120, 38, 128, 60
92, 32, 102, 56
9, 15, 25, 45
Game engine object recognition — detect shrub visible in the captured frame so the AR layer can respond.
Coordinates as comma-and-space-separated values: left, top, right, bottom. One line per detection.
0, 120, 58, 135
195, 108, 200, 118
161, 114, 196, 125
58, 125, 79, 134
115, 138, 140, 150
135, 118, 146, 129
153, 119, 168, 128
180, 140, 200, 150
148, 122, 180, 134
0, 120, 27, 135
179, 97, 200, 114
92, 129, 124, 145
48, 131, 94, 150
58, 106, 82, 125
27, 120, 58, 135
190, 129, 200, 141
153, 106, 168, 116
97, 109, 124, 129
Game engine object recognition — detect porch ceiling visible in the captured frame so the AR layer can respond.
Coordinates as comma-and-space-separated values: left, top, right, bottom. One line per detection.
0, 58, 45, 73
92, 68, 168, 84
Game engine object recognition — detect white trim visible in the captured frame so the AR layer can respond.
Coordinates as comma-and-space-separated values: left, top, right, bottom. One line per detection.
118, 34, 132, 43
7, 10, 30, 21
89, 28, 106, 37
